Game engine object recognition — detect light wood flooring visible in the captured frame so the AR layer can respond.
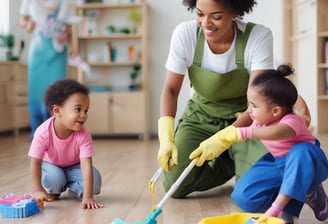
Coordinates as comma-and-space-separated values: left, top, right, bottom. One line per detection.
1, 131, 328, 224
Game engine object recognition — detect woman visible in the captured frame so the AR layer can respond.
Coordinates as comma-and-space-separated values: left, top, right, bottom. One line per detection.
20, 0, 75, 136
157, 0, 274, 198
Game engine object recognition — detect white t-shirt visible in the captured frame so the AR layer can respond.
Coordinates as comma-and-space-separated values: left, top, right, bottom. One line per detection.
165, 20, 274, 75
19, 0, 74, 35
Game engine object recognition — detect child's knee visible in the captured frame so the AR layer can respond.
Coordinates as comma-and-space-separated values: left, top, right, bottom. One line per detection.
42, 172, 66, 192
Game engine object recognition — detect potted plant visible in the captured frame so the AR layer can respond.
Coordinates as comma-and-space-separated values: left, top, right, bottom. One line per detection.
0, 34, 15, 60
129, 63, 141, 91
127, 9, 142, 33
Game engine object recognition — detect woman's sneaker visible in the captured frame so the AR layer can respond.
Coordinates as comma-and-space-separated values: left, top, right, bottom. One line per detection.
306, 184, 328, 221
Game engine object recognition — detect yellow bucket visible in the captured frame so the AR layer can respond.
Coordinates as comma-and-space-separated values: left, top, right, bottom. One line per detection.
198, 212, 285, 224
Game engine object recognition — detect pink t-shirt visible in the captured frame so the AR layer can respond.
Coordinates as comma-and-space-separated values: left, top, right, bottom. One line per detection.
28, 116, 95, 167
258, 113, 315, 157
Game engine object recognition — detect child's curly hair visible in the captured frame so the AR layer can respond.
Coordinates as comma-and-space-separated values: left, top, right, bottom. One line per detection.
182, 0, 257, 17
44, 79, 89, 113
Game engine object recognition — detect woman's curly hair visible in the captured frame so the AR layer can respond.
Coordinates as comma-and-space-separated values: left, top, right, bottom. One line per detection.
182, 0, 257, 17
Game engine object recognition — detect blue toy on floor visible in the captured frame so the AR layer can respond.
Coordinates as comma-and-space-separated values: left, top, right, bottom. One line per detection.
0, 194, 41, 218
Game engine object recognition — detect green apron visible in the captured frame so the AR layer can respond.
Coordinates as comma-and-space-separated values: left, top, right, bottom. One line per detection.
163, 23, 268, 198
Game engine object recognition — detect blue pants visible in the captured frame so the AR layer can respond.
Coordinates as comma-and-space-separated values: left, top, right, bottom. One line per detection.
28, 33, 67, 135
231, 140, 328, 217
41, 162, 102, 197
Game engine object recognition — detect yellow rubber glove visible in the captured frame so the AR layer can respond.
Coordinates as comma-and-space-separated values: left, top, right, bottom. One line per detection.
157, 116, 178, 172
189, 126, 239, 167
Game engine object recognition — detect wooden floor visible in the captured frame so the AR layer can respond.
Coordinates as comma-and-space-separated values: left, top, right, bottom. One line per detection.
1, 131, 328, 224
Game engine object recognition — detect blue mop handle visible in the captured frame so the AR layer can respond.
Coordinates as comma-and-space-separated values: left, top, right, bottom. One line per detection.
156, 160, 195, 209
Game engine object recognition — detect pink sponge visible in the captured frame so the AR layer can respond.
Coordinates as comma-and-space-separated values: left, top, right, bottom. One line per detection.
0, 194, 40, 218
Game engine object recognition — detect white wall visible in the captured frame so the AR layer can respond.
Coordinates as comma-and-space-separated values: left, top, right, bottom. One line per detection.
10, 0, 284, 135
243, 0, 284, 66
146, 0, 194, 132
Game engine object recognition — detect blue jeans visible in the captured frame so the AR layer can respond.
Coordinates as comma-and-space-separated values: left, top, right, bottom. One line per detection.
41, 162, 102, 197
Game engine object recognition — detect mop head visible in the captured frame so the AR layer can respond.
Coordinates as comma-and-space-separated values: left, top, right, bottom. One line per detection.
0, 194, 40, 218
111, 208, 162, 224
111, 219, 147, 224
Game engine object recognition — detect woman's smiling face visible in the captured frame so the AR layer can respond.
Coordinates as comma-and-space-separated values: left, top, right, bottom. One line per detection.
195, 0, 236, 44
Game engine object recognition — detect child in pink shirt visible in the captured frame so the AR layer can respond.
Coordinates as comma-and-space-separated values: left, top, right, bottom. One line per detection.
232, 65, 328, 223
190, 64, 328, 223
28, 79, 103, 209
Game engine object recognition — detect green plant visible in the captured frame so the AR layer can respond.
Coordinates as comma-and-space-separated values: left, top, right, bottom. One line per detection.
130, 63, 141, 80
106, 25, 116, 33
127, 9, 142, 33
119, 27, 131, 34
0, 34, 14, 48
129, 63, 141, 90
127, 9, 142, 25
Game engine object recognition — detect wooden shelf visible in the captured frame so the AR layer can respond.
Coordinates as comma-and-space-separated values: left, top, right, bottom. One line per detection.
87, 61, 137, 66
76, 3, 143, 10
318, 63, 328, 68
318, 95, 328, 100
78, 34, 142, 39
283, 0, 328, 133
318, 32, 328, 37
73, 2, 150, 138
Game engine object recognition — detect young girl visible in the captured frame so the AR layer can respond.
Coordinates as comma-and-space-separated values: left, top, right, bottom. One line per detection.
190, 64, 328, 223
28, 79, 104, 209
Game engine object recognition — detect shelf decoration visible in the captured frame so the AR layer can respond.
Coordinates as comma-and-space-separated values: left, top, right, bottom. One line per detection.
324, 38, 328, 64
325, 69, 328, 95
129, 63, 141, 90
127, 9, 142, 33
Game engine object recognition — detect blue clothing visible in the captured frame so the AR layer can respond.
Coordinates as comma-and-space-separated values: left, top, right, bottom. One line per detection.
28, 33, 67, 135
42, 161, 102, 197
231, 140, 328, 217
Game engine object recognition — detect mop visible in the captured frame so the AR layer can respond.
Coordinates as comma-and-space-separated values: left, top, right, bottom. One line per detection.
111, 160, 196, 224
